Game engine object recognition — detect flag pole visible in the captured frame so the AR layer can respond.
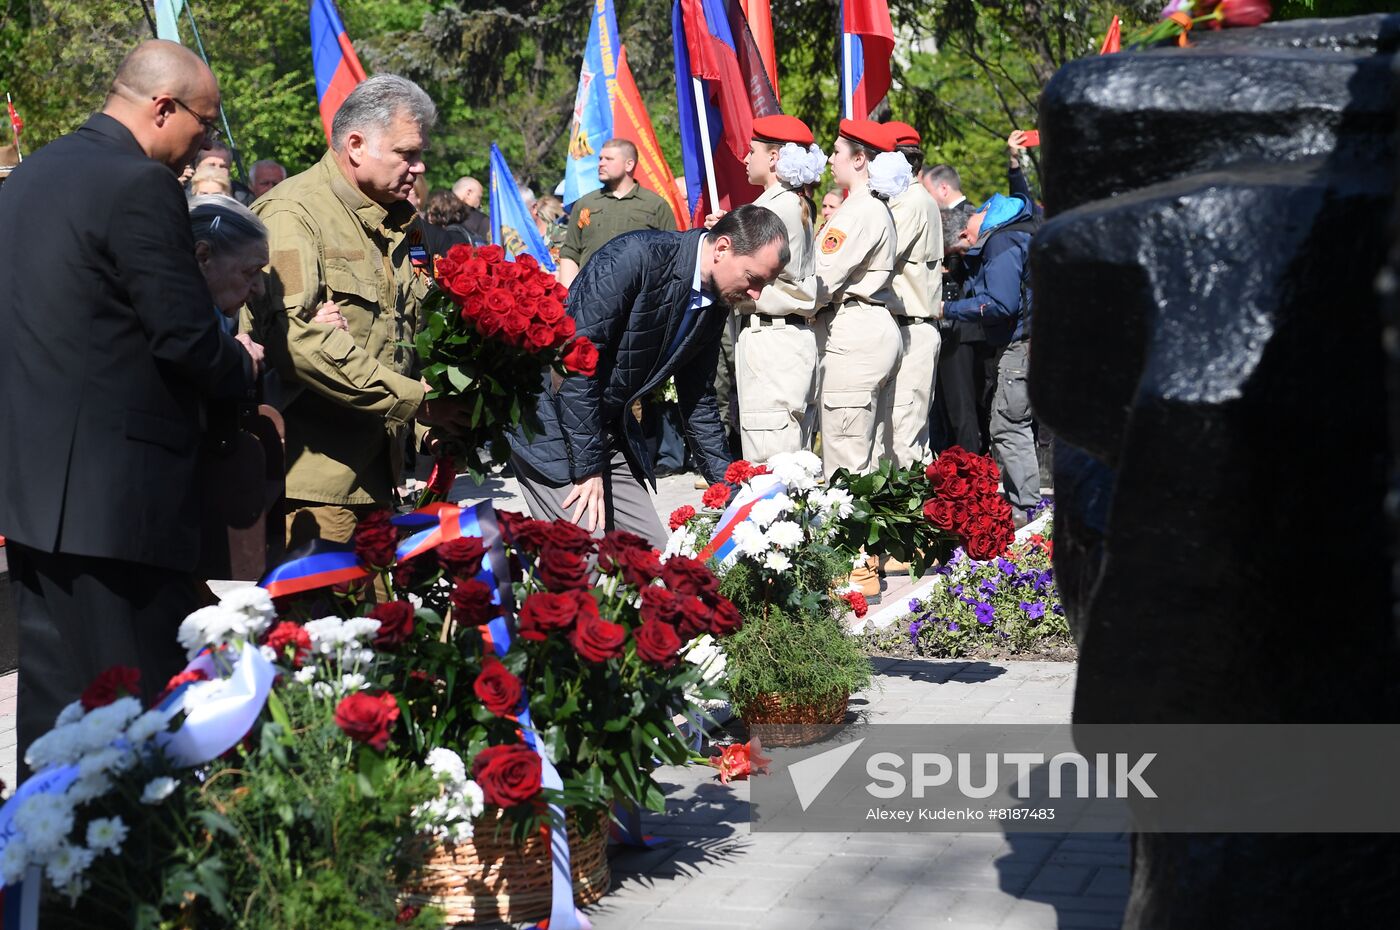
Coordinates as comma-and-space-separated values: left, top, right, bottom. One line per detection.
690, 77, 720, 216
6, 93, 22, 162
182, 0, 246, 181
842, 33, 854, 120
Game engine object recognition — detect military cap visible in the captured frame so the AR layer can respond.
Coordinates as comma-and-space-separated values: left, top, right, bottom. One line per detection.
752, 114, 815, 147
838, 118, 896, 153
884, 121, 921, 146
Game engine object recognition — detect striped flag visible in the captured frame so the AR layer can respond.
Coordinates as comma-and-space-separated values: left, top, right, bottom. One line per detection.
309, 0, 367, 143
490, 144, 558, 271
697, 474, 788, 563
840, 0, 895, 119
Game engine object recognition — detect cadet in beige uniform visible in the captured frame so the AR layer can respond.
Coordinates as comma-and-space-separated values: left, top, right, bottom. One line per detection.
882, 121, 944, 467
733, 115, 821, 461
250, 75, 468, 547
814, 119, 903, 478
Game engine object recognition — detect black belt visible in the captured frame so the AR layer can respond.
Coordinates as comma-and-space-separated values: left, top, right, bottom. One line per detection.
894, 315, 934, 325
743, 313, 811, 327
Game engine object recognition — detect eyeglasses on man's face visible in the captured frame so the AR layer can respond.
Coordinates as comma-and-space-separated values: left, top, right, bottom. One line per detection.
167, 96, 221, 142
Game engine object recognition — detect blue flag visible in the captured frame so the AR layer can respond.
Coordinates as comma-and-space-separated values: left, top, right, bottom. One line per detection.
489, 144, 557, 272
563, 0, 621, 206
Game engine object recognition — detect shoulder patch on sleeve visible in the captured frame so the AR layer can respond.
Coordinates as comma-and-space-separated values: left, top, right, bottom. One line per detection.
578, 207, 592, 229
270, 249, 305, 298
820, 229, 847, 254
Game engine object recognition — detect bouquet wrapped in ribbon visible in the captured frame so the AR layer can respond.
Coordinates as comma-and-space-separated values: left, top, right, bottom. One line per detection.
415, 244, 599, 493
830, 446, 1017, 574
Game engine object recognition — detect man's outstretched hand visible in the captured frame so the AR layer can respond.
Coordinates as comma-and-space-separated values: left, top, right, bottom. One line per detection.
562, 473, 605, 532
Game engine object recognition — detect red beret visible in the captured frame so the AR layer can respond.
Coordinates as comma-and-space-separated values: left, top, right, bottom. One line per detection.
884, 121, 921, 147
752, 114, 815, 147
838, 118, 895, 153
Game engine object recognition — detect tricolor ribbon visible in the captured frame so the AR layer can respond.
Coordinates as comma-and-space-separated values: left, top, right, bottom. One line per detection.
697, 474, 789, 563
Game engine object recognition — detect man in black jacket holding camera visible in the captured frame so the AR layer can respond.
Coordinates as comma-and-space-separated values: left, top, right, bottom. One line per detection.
509, 205, 788, 547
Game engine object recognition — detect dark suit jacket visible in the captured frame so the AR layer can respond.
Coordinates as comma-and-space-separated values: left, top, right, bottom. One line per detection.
509, 228, 731, 487
0, 114, 249, 572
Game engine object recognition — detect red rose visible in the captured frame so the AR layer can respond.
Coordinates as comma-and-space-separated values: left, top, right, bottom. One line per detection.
669, 505, 696, 531
473, 657, 523, 716
500, 308, 531, 341
724, 460, 756, 485
494, 260, 522, 281
525, 323, 556, 352
543, 520, 597, 555
81, 665, 141, 711
265, 621, 312, 666
445, 244, 474, 264
706, 594, 743, 636
567, 589, 602, 624
518, 591, 579, 640
482, 287, 515, 314
639, 586, 685, 626
570, 614, 627, 662
477, 244, 506, 264
676, 596, 713, 639
702, 483, 731, 509
596, 530, 650, 571
536, 298, 565, 324
451, 578, 499, 625
438, 536, 488, 579
537, 544, 591, 591
966, 533, 1003, 561
552, 316, 577, 346
561, 337, 599, 376
472, 742, 541, 807
516, 253, 540, 272
618, 547, 663, 588
633, 618, 683, 668
370, 601, 416, 648
156, 667, 208, 704
661, 556, 719, 598
942, 476, 973, 500
922, 498, 954, 530
354, 510, 398, 569
973, 477, 999, 498
504, 516, 553, 553
475, 306, 506, 338
334, 691, 400, 751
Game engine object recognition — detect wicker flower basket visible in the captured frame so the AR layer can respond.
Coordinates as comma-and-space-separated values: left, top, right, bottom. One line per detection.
740, 691, 849, 746
402, 808, 610, 925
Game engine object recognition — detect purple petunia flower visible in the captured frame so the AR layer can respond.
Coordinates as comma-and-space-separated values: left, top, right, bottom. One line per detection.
947, 620, 960, 632
908, 618, 925, 644
996, 558, 1017, 577
1021, 600, 1047, 620
951, 583, 965, 597
978, 578, 999, 597
1051, 603, 1064, 615
908, 598, 923, 613
974, 601, 995, 626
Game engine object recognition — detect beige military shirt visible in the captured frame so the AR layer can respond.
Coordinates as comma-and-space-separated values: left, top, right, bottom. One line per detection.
814, 183, 897, 309
736, 183, 817, 319
249, 150, 429, 506
887, 184, 945, 319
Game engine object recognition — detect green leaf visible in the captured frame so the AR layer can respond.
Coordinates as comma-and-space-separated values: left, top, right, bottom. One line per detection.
446, 366, 474, 393
194, 857, 230, 917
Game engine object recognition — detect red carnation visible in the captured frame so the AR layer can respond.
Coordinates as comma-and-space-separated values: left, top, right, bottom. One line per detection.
157, 667, 208, 704
570, 614, 627, 662
724, 460, 757, 485
518, 591, 579, 640
841, 591, 869, 619
561, 337, 600, 376
451, 578, 499, 625
669, 506, 696, 531
702, 483, 731, 509
354, 509, 398, 570
537, 544, 591, 591
264, 621, 312, 666
80, 665, 141, 711
438, 536, 488, 579
472, 742, 542, 808
634, 618, 684, 668
369, 601, 416, 648
661, 556, 719, 598
473, 656, 523, 716
334, 691, 400, 751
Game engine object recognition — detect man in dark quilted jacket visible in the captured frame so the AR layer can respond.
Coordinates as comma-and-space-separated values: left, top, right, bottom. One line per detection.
509, 204, 789, 547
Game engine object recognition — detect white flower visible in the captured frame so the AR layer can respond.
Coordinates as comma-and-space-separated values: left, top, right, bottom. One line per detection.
126, 708, 173, 744
54, 701, 85, 727
43, 842, 95, 888
219, 586, 275, 627
341, 617, 382, 643
426, 748, 468, 786
259, 645, 278, 663
775, 142, 826, 187
15, 794, 74, 854
311, 682, 334, 699
25, 724, 85, 770
767, 451, 821, 491
303, 617, 347, 653
748, 495, 792, 528
0, 838, 30, 885
868, 151, 912, 198
85, 816, 128, 855
817, 487, 855, 520
683, 634, 727, 685
731, 522, 769, 558
763, 551, 793, 572
765, 521, 804, 550
459, 779, 485, 820
339, 673, 367, 693
74, 698, 141, 754
78, 747, 131, 780
407, 592, 424, 609
662, 527, 699, 561
66, 773, 113, 806
140, 776, 178, 805
293, 666, 318, 685
177, 605, 242, 658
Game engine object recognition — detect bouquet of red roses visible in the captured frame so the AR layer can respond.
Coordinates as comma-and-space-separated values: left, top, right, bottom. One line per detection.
830, 446, 1016, 574
414, 244, 600, 490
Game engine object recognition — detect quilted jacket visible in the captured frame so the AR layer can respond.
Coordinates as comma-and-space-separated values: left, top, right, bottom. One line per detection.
509, 228, 732, 487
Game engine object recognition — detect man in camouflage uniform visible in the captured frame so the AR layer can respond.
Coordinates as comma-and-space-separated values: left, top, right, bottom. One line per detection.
249, 75, 467, 547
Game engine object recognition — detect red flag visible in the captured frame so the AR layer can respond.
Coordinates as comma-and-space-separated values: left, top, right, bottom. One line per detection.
1099, 15, 1122, 55
740, 0, 779, 101
7, 98, 23, 141
842, 0, 895, 119
614, 45, 689, 230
